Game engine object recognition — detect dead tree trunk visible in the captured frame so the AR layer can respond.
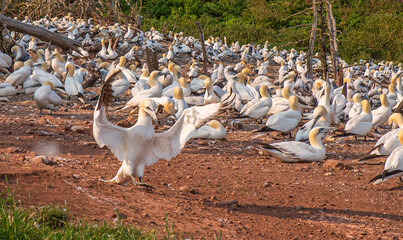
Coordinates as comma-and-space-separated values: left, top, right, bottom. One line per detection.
318, 2, 328, 81
307, 0, 318, 80
196, 22, 208, 75
0, 14, 81, 51
146, 46, 158, 72
326, 1, 339, 86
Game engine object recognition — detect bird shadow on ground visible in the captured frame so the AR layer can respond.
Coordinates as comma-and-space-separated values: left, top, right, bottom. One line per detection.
214, 204, 402, 223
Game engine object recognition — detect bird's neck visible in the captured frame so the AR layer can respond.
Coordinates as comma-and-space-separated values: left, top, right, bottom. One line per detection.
137, 110, 154, 126
309, 135, 325, 150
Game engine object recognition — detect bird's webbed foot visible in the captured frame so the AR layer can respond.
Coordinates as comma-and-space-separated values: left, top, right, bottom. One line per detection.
131, 176, 155, 189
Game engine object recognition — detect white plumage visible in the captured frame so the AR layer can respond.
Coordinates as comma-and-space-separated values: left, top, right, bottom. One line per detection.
93, 73, 234, 185
256, 127, 334, 162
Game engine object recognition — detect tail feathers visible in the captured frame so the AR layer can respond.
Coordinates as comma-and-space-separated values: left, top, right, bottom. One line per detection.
331, 132, 358, 139
358, 154, 384, 162
369, 169, 403, 184
253, 125, 276, 133
77, 92, 85, 104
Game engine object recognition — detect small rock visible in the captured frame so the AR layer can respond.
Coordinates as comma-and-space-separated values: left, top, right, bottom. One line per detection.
215, 200, 238, 206
230, 120, 243, 130
263, 181, 271, 188
38, 117, 48, 125
0, 97, 10, 102
79, 104, 94, 110
116, 120, 133, 128
210, 195, 217, 201
70, 125, 85, 133
323, 160, 353, 170
31, 156, 44, 164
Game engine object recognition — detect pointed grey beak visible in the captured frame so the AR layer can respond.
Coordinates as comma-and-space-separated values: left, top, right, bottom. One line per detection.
312, 115, 322, 128
145, 108, 158, 124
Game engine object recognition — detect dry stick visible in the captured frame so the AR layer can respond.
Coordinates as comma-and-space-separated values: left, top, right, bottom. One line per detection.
196, 21, 208, 75
1, 0, 7, 15
318, 2, 328, 81
277, 23, 312, 36
278, 38, 310, 49
307, 0, 318, 80
284, 7, 313, 21
326, 1, 339, 86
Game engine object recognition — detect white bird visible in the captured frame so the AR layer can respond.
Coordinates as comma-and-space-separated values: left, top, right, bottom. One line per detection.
255, 126, 335, 162
257, 95, 301, 136
359, 113, 403, 161
93, 73, 234, 186
369, 128, 403, 185
239, 85, 272, 119
0, 82, 17, 97
163, 77, 190, 98
203, 77, 221, 104
64, 63, 84, 103
34, 81, 62, 113
295, 105, 330, 142
192, 120, 226, 139
335, 99, 372, 139
372, 94, 392, 131
5, 60, 32, 86
173, 86, 188, 119
120, 70, 162, 110
348, 93, 362, 119
268, 87, 292, 115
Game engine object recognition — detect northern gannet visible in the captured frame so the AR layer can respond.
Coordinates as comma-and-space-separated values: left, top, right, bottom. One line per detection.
192, 120, 226, 139
120, 71, 162, 110
64, 63, 84, 103
359, 113, 403, 161
34, 81, 62, 113
334, 99, 372, 139
348, 93, 362, 119
369, 128, 403, 184
5, 60, 32, 86
295, 105, 330, 142
0, 83, 17, 97
257, 95, 301, 136
239, 85, 272, 119
255, 126, 335, 162
173, 86, 188, 119
93, 71, 234, 186
371, 94, 392, 132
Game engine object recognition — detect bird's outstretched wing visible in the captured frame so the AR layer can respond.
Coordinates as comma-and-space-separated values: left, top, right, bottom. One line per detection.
93, 68, 129, 161
146, 90, 235, 166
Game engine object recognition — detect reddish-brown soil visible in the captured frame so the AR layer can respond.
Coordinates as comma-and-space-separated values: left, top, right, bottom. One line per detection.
1, 92, 402, 239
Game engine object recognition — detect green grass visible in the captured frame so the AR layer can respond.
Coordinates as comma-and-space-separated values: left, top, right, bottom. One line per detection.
0, 176, 223, 239
0, 176, 154, 240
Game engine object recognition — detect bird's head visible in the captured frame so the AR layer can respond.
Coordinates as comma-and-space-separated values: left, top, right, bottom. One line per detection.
207, 120, 223, 130
361, 99, 371, 113
173, 86, 183, 99
139, 99, 158, 123
289, 95, 300, 110
312, 105, 328, 126
13, 61, 24, 71
43, 81, 55, 90
388, 113, 403, 126
352, 93, 361, 103
380, 94, 389, 107
309, 126, 336, 140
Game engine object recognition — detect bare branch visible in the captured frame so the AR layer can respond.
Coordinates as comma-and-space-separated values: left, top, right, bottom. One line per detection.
284, 7, 312, 21
278, 38, 310, 49
277, 24, 312, 36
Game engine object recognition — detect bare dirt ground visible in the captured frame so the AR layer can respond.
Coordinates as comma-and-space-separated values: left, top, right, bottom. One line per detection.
0, 66, 402, 239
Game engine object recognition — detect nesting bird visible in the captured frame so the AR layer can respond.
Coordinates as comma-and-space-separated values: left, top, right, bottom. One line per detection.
255, 127, 335, 162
